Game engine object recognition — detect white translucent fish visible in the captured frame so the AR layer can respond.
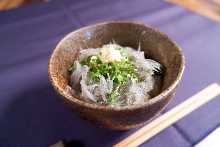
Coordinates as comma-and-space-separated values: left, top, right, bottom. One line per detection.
79, 48, 100, 61
69, 43, 162, 106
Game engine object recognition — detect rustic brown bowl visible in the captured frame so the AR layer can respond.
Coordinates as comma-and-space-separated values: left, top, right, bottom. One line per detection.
48, 21, 185, 130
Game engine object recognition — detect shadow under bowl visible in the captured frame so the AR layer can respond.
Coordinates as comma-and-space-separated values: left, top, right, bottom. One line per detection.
48, 21, 185, 130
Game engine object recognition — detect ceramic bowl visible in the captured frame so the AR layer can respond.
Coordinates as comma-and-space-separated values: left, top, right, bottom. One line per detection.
48, 21, 185, 130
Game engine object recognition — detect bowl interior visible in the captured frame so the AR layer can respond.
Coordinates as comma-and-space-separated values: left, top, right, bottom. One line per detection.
49, 22, 184, 109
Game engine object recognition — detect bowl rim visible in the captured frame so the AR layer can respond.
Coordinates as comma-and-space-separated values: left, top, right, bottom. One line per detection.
48, 21, 185, 111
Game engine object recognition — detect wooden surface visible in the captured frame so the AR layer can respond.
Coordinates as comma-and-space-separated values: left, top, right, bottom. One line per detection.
114, 83, 220, 147
167, 0, 220, 22
0, 0, 44, 10
0, 0, 26, 10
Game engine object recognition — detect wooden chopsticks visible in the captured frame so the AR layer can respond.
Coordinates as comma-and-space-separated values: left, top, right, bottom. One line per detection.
114, 83, 220, 147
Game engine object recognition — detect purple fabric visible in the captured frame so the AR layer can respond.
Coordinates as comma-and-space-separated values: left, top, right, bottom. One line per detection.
0, 0, 220, 146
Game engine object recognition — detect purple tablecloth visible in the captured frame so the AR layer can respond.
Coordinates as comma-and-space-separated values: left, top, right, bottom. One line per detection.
0, 0, 220, 146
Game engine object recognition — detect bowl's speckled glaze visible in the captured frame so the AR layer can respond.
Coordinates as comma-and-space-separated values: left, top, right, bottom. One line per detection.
48, 21, 185, 130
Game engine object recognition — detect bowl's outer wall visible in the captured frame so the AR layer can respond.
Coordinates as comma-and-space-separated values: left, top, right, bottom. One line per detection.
62, 90, 176, 130
49, 22, 184, 130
